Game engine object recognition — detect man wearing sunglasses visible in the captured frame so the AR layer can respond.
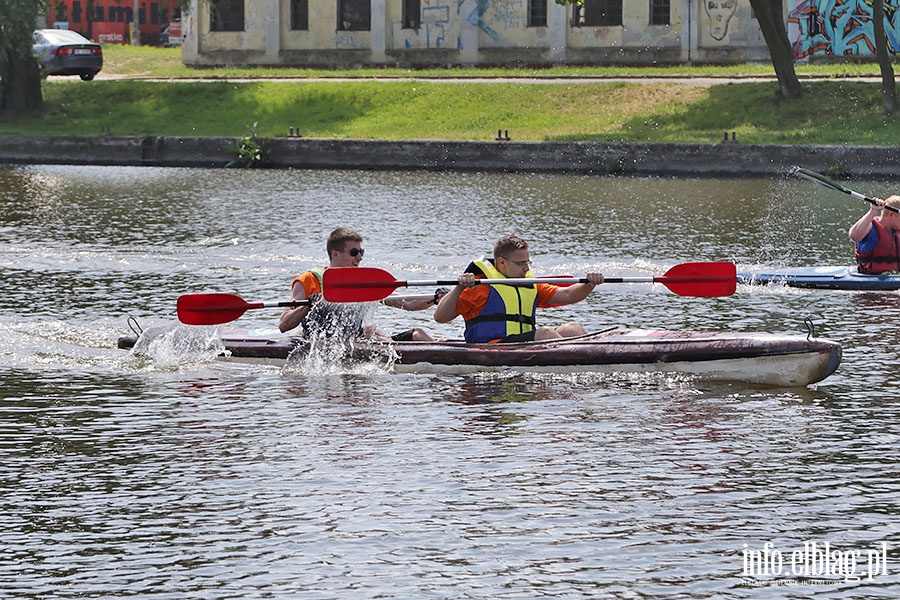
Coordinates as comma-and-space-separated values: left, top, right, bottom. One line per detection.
434, 235, 604, 343
279, 227, 438, 340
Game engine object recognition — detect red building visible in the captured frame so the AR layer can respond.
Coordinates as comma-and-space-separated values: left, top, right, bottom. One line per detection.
48, 1, 181, 45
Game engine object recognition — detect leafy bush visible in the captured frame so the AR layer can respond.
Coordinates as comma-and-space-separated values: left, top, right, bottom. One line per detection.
229, 122, 271, 168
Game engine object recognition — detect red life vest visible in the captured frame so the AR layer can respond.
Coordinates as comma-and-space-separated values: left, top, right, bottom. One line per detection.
856, 219, 900, 274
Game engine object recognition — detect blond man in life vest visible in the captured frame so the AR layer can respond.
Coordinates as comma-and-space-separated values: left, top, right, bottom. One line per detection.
850, 195, 900, 274
434, 235, 604, 343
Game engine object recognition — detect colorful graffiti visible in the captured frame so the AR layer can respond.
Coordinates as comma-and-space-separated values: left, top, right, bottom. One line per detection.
788, 0, 900, 58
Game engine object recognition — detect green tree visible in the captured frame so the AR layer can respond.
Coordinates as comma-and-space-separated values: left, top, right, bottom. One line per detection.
0, 0, 44, 114
749, 0, 803, 98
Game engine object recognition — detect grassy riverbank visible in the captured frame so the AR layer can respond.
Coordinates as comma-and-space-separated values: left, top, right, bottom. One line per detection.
2, 45, 899, 144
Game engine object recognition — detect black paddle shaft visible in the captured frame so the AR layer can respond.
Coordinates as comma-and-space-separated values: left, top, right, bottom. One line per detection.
793, 167, 900, 214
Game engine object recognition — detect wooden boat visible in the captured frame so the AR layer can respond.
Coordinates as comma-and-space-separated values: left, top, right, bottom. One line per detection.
118, 327, 841, 387
738, 266, 900, 291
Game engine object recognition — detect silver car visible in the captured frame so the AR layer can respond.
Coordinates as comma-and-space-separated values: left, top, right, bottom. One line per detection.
32, 29, 103, 81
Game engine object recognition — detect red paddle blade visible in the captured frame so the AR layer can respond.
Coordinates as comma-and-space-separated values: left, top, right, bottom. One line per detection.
177, 293, 258, 325
323, 267, 404, 302
656, 261, 736, 297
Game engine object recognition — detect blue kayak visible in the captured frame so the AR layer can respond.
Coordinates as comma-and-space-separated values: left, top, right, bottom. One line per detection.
738, 266, 900, 291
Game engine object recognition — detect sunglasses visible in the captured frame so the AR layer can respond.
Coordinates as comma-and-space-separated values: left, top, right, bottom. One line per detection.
502, 256, 530, 268
346, 247, 365, 257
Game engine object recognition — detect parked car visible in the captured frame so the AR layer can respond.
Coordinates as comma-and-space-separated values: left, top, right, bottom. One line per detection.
32, 29, 103, 81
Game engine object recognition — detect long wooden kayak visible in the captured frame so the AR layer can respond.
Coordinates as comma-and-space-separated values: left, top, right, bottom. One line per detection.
118, 327, 841, 387
738, 266, 900, 291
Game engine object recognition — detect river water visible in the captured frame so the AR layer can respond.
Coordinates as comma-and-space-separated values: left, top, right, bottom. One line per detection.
1, 164, 898, 598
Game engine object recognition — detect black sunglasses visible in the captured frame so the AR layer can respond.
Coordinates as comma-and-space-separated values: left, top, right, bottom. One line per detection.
346, 247, 365, 257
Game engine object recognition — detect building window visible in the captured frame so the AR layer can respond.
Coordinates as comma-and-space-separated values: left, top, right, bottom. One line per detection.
291, 0, 309, 30
573, 0, 623, 27
403, 0, 421, 29
338, 0, 371, 31
210, 0, 244, 32
529, 0, 548, 27
650, 0, 670, 26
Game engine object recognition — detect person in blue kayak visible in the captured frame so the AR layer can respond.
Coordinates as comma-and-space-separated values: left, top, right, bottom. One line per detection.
433, 235, 604, 343
279, 227, 442, 339
849, 195, 900, 274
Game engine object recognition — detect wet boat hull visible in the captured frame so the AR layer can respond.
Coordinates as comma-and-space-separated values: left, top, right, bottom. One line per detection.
118, 328, 842, 387
738, 266, 900, 290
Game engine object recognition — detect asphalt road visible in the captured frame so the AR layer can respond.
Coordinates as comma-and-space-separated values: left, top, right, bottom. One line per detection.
92, 73, 883, 84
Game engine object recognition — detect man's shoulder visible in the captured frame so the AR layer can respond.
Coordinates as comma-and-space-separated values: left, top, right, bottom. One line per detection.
459, 285, 490, 317
297, 268, 326, 293
865, 223, 882, 241
535, 282, 560, 299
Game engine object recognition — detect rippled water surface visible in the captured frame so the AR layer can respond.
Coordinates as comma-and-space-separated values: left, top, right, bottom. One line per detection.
1, 165, 898, 598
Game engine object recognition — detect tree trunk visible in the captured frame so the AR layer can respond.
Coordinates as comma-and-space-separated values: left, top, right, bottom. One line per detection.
874, 0, 899, 113
0, 0, 46, 114
749, 0, 803, 99
0, 48, 43, 114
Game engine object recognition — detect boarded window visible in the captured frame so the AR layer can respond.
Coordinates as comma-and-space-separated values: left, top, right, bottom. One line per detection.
529, 0, 547, 27
291, 0, 309, 30
403, 0, 421, 29
338, 0, 371, 31
650, 0, 670, 26
210, 0, 244, 32
573, 0, 623, 27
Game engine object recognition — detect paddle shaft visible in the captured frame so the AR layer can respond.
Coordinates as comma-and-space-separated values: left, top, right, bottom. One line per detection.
346, 277, 584, 289
176, 292, 445, 326
243, 294, 440, 306
843, 188, 899, 213
250, 300, 309, 309
793, 168, 900, 214
323, 262, 737, 302
364, 276, 723, 289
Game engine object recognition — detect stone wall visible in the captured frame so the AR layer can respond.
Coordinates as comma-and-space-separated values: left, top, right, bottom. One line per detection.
1, 135, 897, 178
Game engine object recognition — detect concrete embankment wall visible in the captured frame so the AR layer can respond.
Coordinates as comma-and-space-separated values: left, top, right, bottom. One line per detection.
1, 135, 897, 178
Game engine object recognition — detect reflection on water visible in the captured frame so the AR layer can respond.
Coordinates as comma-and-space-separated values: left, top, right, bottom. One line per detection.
452, 373, 566, 404
1, 164, 899, 597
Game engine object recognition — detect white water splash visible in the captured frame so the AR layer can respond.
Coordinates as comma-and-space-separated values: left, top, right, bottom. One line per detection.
282, 302, 397, 375
124, 324, 226, 372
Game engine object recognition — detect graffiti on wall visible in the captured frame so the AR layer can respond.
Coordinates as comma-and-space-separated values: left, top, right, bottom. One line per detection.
467, 0, 502, 43
490, 0, 525, 31
391, 4, 452, 49
788, 0, 900, 58
705, 0, 739, 41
